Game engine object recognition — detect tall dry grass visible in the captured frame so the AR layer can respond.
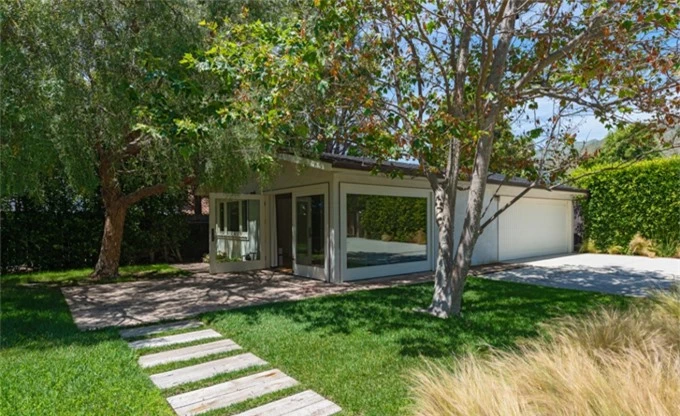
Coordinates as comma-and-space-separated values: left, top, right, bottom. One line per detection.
410, 286, 680, 416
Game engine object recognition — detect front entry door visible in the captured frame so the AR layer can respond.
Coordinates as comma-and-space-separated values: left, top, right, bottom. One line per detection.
292, 185, 328, 280
210, 194, 265, 273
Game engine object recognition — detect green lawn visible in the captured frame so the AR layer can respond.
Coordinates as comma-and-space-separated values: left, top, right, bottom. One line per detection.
1, 268, 633, 416
204, 278, 632, 415
0, 283, 173, 416
2, 263, 188, 285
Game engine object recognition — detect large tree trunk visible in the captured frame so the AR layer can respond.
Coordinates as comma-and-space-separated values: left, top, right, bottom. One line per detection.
92, 201, 128, 279
427, 195, 471, 318
91, 145, 171, 280
427, 183, 459, 317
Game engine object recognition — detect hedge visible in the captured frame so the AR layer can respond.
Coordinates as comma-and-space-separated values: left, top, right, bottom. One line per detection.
572, 157, 680, 250
1, 184, 191, 273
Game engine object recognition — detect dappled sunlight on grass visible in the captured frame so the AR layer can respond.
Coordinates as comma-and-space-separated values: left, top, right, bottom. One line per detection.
204, 278, 634, 415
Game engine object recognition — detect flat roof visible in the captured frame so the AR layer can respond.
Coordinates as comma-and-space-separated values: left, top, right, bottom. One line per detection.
316, 153, 586, 193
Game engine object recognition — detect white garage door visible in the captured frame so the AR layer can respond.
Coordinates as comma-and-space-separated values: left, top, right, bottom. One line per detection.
498, 197, 572, 261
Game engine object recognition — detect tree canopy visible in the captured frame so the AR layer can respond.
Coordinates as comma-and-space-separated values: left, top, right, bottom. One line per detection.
196, 0, 679, 317
1, 0, 297, 277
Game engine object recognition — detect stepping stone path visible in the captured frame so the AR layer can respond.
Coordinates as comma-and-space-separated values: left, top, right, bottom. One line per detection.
151, 353, 267, 389
128, 329, 222, 350
121, 320, 341, 416
139, 339, 242, 369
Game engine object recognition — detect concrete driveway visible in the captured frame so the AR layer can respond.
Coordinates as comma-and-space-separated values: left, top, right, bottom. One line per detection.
485, 253, 680, 296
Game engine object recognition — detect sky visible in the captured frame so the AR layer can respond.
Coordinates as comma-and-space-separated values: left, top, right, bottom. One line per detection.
512, 97, 651, 144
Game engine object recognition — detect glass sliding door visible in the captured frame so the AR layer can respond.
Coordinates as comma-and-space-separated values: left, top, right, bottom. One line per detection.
293, 185, 328, 280
210, 194, 265, 273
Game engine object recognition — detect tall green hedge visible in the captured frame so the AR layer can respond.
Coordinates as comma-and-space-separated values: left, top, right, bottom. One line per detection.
572, 157, 680, 249
1, 183, 191, 272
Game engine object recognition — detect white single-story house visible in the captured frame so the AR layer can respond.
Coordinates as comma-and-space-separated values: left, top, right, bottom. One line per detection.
208, 153, 586, 283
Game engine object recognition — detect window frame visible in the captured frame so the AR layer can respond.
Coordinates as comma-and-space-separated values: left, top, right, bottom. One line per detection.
340, 183, 433, 281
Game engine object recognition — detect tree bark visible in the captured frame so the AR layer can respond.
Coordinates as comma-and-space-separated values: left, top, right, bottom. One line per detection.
91, 201, 127, 279
427, 185, 456, 317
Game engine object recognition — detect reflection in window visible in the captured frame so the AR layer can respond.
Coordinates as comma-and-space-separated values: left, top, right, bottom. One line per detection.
296, 195, 325, 266
346, 194, 427, 268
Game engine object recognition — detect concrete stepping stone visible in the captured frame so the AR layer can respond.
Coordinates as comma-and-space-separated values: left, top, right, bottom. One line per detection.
233, 390, 341, 416
151, 353, 267, 389
128, 329, 221, 350
120, 320, 203, 339
139, 339, 242, 368
167, 369, 298, 416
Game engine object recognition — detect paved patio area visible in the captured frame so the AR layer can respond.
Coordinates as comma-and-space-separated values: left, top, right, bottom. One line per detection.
63, 263, 515, 330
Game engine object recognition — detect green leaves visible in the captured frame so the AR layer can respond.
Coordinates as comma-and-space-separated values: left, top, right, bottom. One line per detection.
572, 157, 680, 249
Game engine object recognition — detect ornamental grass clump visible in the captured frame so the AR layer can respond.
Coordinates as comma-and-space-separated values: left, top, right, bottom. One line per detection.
627, 232, 657, 257
410, 286, 680, 416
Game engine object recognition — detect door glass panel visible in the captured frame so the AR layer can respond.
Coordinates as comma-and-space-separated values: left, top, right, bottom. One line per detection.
226, 201, 240, 232
296, 195, 325, 266
219, 202, 225, 232
346, 194, 427, 268
215, 199, 260, 263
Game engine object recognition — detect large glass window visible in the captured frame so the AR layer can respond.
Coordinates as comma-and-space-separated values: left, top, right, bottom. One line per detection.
346, 194, 427, 268
296, 195, 325, 266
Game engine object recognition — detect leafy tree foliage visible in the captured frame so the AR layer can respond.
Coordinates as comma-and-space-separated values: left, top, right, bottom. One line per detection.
200, 0, 680, 317
593, 123, 663, 164
1, 0, 292, 278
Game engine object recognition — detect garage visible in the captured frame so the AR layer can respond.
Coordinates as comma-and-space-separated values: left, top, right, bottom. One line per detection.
498, 197, 572, 261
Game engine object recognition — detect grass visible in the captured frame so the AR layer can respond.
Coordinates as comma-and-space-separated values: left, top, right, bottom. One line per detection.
410, 286, 680, 416
1, 263, 188, 286
0, 265, 635, 415
0, 282, 173, 416
203, 278, 633, 415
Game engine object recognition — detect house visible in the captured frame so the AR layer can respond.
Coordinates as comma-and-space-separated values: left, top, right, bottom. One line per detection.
207, 153, 586, 282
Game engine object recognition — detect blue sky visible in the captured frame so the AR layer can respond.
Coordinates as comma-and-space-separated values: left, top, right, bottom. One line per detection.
512, 97, 651, 144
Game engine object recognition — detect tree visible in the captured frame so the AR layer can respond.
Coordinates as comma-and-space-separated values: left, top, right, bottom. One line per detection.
1, 1, 290, 278
594, 123, 663, 163
201, 0, 679, 317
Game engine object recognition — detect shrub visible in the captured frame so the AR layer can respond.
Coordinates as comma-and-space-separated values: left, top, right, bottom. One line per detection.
352, 194, 428, 243
579, 238, 598, 253
653, 238, 680, 259
572, 157, 680, 252
627, 233, 656, 257
410, 286, 680, 416
606, 245, 624, 254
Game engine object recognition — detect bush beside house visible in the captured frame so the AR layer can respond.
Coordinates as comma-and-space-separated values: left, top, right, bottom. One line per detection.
572, 157, 680, 257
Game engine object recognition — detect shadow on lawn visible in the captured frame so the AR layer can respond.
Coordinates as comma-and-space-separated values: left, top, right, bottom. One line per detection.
1, 284, 119, 351
207, 278, 633, 359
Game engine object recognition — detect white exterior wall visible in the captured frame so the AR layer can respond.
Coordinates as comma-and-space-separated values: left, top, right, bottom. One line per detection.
453, 189, 499, 266
225, 159, 580, 281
